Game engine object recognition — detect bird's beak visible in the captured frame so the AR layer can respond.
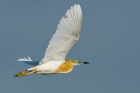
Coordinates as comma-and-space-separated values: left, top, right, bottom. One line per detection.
77, 62, 89, 65
83, 62, 89, 64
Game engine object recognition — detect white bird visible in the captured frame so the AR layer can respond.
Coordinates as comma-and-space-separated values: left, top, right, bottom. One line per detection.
15, 4, 89, 78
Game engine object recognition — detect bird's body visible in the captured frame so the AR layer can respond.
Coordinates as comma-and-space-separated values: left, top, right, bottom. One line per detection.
15, 4, 89, 78
28, 61, 65, 74
28, 60, 77, 74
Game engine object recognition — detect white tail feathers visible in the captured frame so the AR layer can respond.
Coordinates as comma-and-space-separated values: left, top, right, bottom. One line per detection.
17, 57, 32, 61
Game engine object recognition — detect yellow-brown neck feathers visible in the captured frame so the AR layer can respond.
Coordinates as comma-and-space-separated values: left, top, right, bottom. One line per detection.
54, 59, 78, 73
65, 59, 78, 66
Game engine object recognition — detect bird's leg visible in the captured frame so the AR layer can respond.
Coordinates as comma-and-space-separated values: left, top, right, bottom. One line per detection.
14, 69, 37, 78
26, 69, 37, 75
14, 71, 27, 78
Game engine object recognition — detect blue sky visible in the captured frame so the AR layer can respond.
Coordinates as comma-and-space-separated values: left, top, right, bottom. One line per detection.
0, 0, 140, 93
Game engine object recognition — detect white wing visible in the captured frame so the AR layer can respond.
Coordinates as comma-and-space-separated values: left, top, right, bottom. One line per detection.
40, 4, 82, 63
17, 57, 32, 61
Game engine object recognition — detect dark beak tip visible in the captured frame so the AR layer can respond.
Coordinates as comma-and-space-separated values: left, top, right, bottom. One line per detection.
83, 62, 89, 64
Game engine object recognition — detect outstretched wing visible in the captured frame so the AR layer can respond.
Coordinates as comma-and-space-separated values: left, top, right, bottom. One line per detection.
17, 57, 32, 61
41, 4, 82, 63
17, 57, 40, 66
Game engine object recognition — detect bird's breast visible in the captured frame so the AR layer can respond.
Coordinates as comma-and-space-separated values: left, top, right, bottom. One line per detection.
54, 61, 73, 73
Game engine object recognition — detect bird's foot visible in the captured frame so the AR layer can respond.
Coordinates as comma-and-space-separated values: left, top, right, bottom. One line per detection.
14, 69, 37, 78
14, 71, 27, 78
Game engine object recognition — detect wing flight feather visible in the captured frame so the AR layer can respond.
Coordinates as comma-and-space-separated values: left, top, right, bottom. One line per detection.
40, 4, 82, 63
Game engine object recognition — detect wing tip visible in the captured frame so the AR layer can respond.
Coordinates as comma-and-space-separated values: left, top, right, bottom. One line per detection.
74, 4, 81, 8
17, 56, 32, 61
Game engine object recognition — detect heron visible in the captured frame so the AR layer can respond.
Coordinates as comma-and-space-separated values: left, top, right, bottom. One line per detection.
14, 4, 89, 78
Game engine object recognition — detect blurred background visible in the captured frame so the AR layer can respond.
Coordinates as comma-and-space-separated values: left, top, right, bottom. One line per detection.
0, 0, 140, 93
